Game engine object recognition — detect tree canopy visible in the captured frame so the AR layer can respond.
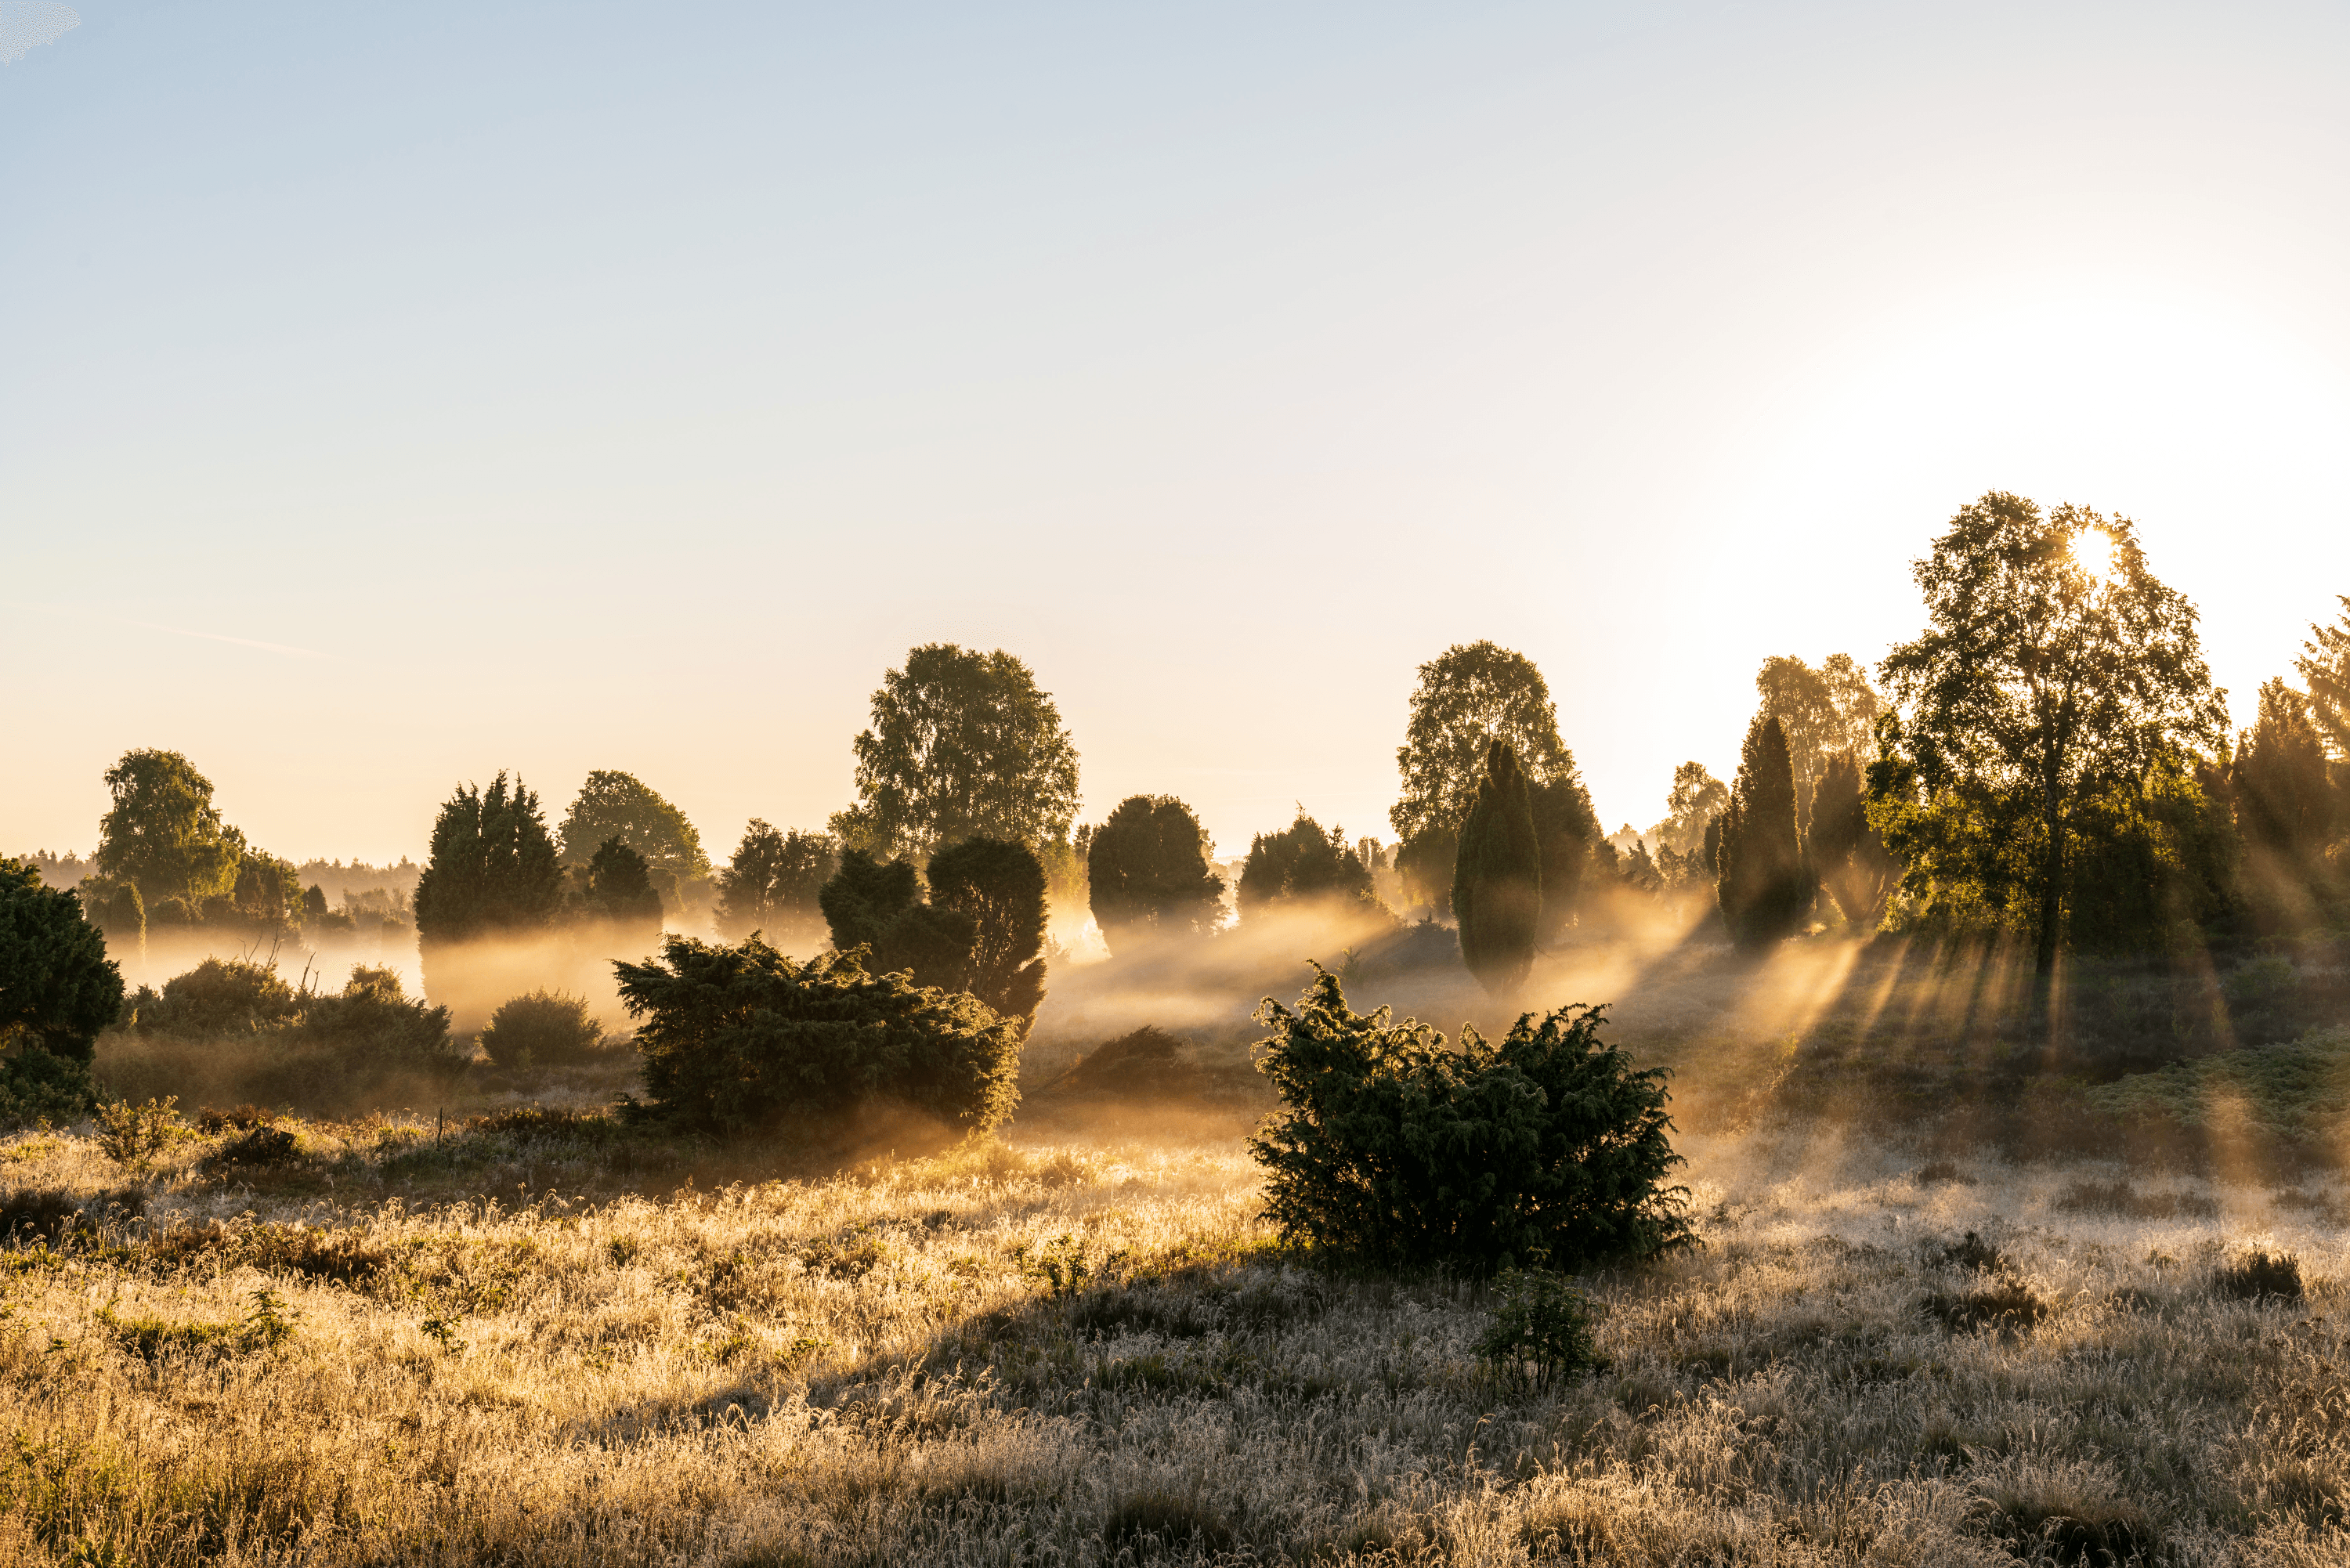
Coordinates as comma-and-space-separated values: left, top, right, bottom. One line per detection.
1876, 492, 2228, 974
556, 770, 710, 880
830, 644, 1082, 861
926, 836, 1050, 1033
1754, 655, 1885, 822
714, 821, 837, 943
1238, 811, 1382, 917
94, 749, 244, 906
1086, 795, 1225, 953
2298, 598, 2350, 760
414, 773, 566, 946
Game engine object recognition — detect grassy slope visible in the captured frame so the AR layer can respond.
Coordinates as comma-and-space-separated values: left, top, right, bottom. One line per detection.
4, 1111, 2350, 1566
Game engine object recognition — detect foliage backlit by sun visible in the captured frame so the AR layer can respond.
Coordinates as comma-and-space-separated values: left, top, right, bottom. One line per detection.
2073, 528, 2116, 580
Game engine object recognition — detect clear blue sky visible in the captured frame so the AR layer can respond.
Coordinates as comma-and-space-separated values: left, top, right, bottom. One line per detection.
9, 0, 2350, 865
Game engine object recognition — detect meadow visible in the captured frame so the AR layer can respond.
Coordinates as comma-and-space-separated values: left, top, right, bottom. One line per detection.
6, 930, 2350, 1566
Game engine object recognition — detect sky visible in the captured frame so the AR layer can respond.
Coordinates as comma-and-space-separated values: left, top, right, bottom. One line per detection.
8, 0, 2350, 866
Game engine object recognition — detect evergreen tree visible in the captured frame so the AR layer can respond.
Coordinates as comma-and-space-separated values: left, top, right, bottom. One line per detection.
830, 644, 1082, 861
301, 885, 328, 922
555, 771, 710, 880
2299, 597, 2350, 759
1806, 749, 1894, 933
93, 749, 244, 906
1716, 715, 1812, 951
1454, 740, 1542, 995
1390, 642, 1601, 925
107, 882, 146, 943
0, 858, 124, 1071
713, 820, 837, 943
1238, 811, 1382, 917
1086, 795, 1224, 954
816, 851, 978, 995
414, 773, 565, 947
2234, 678, 2336, 920
584, 836, 666, 949
927, 836, 1049, 1034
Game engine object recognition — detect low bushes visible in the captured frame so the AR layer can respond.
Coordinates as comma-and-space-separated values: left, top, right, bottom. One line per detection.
1248, 967, 1693, 1273
477, 989, 607, 1068
616, 934, 1022, 1138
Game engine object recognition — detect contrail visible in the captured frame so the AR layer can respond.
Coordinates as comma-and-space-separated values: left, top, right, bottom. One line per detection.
123, 618, 329, 660
0, 3, 79, 65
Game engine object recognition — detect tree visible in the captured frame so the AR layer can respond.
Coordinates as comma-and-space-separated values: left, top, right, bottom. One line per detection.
1390, 642, 1602, 925
2299, 597, 2350, 758
1755, 655, 1885, 822
93, 750, 244, 906
0, 858, 124, 1071
1878, 493, 2228, 975
1651, 762, 1729, 855
1238, 811, 1382, 917
1806, 749, 1894, 933
1086, 795, 1224, 953
830, 644, 1082, 862
584, 836, 666, 950
927, 837, 1049, 1034
231, 851, 300, 924
1454, 741, 1542, 995
301, 885, 328, 922
1716, 715, 1811, 950
555, 771, 710, 882
617, 937, 1022, 1139
713, 821, 837, 944
414, 774, 565, 947
2233, 679, 2335, 920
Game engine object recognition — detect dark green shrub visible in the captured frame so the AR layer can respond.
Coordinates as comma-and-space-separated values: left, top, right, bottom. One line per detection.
1476, 1268, 1602, 1389
616, 934, 1022, 1137
282, 965, 461, 1075
477, 989, 606, 1068
0, 1045, 95, 1126
206, 1125, 302, 1169
1249, 968, 1693, 1272
134, 958, 301, 1037
1, 857, 125, 1068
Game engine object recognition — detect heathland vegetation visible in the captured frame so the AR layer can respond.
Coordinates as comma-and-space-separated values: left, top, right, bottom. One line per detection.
9, 490, 2350, 1562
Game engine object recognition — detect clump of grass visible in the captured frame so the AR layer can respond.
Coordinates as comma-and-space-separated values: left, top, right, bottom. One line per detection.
1914, 1158, 1979, 1186
1940, 1230, 2005, 1272
196, 1104, 277, 1134
1924, 1279, 2049, 1337
202, 1125, 303, 1172
1101, 1490, 1233, 1557
2214, 1248, 2303, 1301
1, 1185, 144, 1246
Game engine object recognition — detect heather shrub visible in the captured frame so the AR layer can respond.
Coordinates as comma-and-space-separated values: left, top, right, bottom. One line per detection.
1249, 967, 1693, 1272
132, 958, 301, 1037
616, 934, 1022, 1138
477, 989, 606, 1068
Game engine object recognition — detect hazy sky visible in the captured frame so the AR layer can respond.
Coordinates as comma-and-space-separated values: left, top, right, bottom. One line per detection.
9, 0, 2350, 866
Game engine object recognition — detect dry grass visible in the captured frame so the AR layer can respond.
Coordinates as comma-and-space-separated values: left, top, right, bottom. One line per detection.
0, 1111, 2343, 1566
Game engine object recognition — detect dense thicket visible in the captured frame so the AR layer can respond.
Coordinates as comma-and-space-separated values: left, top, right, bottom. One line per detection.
830, 644, 1081, 862
1249, 970, 1693, 1272
1716, 716, 1812, 950
1086, 795, 1224, 952
414, 774, 565, 946
925, 837, 1049, 1033
714, 821, 836, 945
1877, 493, 2228, 973
617, 936, 1021, 1137
1454, 740, 1542, 995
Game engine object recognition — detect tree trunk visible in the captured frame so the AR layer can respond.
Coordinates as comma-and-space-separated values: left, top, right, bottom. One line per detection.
2034, 778, 2063, 981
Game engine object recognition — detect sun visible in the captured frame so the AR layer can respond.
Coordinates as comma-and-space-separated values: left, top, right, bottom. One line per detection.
2072, 529, 2116, 581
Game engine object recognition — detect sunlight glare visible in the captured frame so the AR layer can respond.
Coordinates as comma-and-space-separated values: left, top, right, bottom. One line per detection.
2073, 528, 2115, 580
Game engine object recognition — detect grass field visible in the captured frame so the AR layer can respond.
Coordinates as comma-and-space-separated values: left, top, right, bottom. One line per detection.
5, 1090, 2348, 1566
